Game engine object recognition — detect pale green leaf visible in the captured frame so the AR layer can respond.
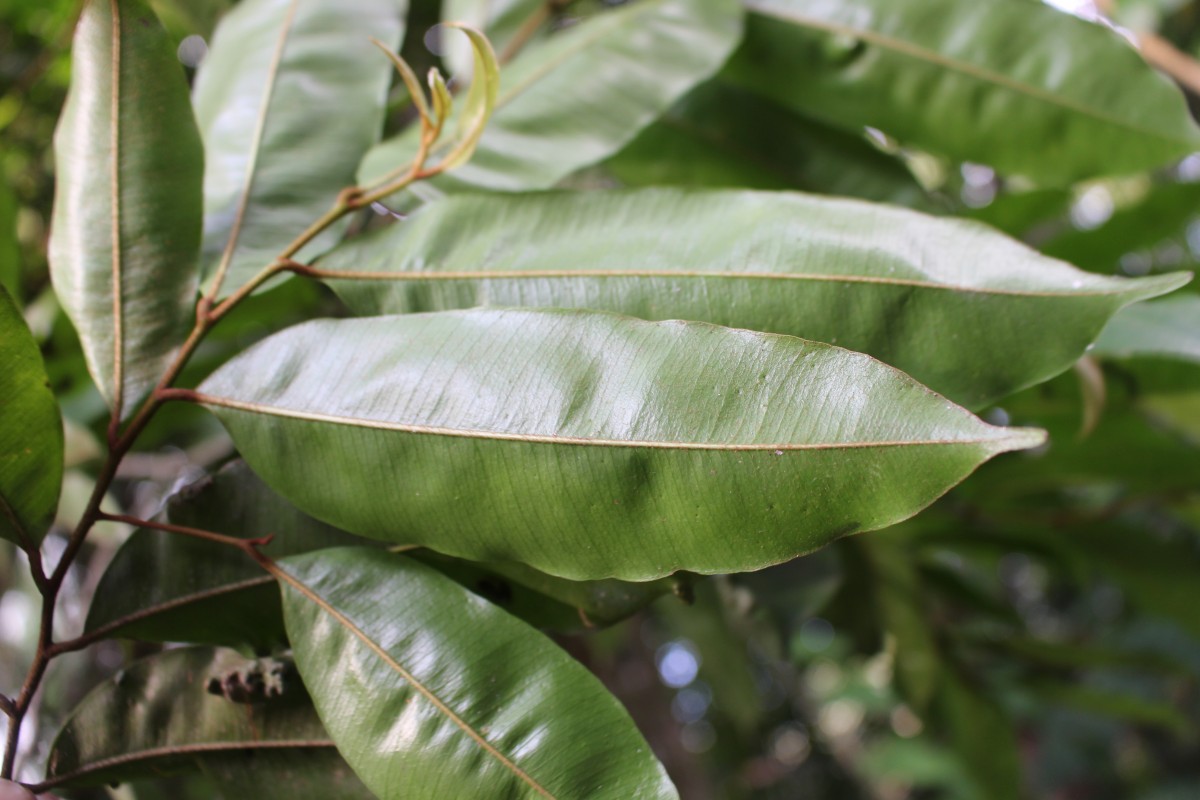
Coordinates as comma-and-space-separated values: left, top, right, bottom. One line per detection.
729, 0, 1200, 184
318, 188, 1189, 408
193, 0, 404, 297
196, 308, 1044, 580
48, 0, 203, 419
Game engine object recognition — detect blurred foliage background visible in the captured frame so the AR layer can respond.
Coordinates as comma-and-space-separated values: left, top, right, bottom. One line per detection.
4, 0, 1200, 797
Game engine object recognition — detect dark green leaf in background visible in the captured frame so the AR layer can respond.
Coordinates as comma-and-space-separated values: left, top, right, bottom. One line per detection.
359, 0, 742, 195
196, 308, 1044, 580
606, 79, 929, 206
730, 0, 1200, 184
192, 0, 404, 297
277, 547, 678, 799
44, 647, 371, 797
84, 460, 365, 649
1093, 295, 1200, 364
319, 188, 1189, 408
48, 0, 203, 419
0, 286, 62, 548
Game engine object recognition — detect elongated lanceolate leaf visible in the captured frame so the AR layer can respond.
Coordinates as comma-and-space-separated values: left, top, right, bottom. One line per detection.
49, 0, 203, 420
275, 547, 677, 799
1093, 295, 1200, 364
196, 308, 1045, 580
84, 460, 365, 648
442, 0, 544, 78
193, 0, 403, 297
318, 188, 1190, 409
728, 0, 1200, 185
43, 647, 371, 797
0, 287, 62, 548
359, 0, 741, 194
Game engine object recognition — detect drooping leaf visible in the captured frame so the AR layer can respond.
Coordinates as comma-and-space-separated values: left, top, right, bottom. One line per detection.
359, 0, 742, 195
727, 0, 1200, 185
274, 547, 678, 799
84, 460, 366, 648
317, 188, 1189, 408
48, 0, 203, 419
43, 647, 372, 797
435, 25, 499, 172
193, 0, 404, 297
606, 79, 929, 207
1093, 295, 1200, 364
195, 308, 1044, 581
0, 286, 62, 549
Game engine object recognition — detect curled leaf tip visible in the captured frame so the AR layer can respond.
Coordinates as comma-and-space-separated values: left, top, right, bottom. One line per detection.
435, 24, 499, 173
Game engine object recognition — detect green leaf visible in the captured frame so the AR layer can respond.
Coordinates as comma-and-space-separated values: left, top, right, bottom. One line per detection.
1029, 680, 1192, 735
0, 180, 19, 300
606, 79, 928, 206
84, 460, 365, 648
934, 668, 1021, 800
435, 24, 499, 172
0, 286, 63, 549
43, 647, 371, 797
48, 0, 203, 420
359, 0, 742, 194
317, 188, 1189, 408
728, 0, 1200, 185
274, 547, 678, 800
193, 0, 404, 297
196, 308, 1044, 580
442, 0, 544, 78
1093, 295, 1200, 364
86, 460, 670, 644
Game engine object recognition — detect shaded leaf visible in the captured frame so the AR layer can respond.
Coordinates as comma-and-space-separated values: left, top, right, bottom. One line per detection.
0, 286, 62, 549
360, 0, 741, 194
1093, 295, 1200, 364
193, 0, 404, 297
729, 0, 1200, 184
48, 0, 203, 419
43, 647, 371, 796
1029, 680, 1192, 735
934, 667, 1021, 800
84, 460, 365, 648
196, 307, 1044, 580
319, 188, 1189, 408
275, 547, 677, 799
86, 460, 671, 645
606, 79, 928, 206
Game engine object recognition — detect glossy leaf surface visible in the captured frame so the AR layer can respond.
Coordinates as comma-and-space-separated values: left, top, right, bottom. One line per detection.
319, 188, 1189, 408
84, 460, 364, 648
359, 0, 741, 194
0, 287, 62, 548
48, 0, 202, 419
197, 308, 1044, 580
44, 647, 370, 796
729, 0, 1200, 184
193, 0, 403, 296
276, 547, 677, 799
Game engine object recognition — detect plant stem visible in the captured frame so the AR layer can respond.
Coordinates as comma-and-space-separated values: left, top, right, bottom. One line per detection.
0, 173, 408, 780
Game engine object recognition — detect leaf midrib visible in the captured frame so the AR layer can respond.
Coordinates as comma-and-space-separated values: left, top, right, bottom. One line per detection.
321, 266, 1166, 299
197, 393, 1034, 450
745, 0, 1196, 149
207, 0, 301, 297
271, 561, 557, 799
44, 740, 337, 790
85, 576, 275, 639
108, 0, 123, 416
